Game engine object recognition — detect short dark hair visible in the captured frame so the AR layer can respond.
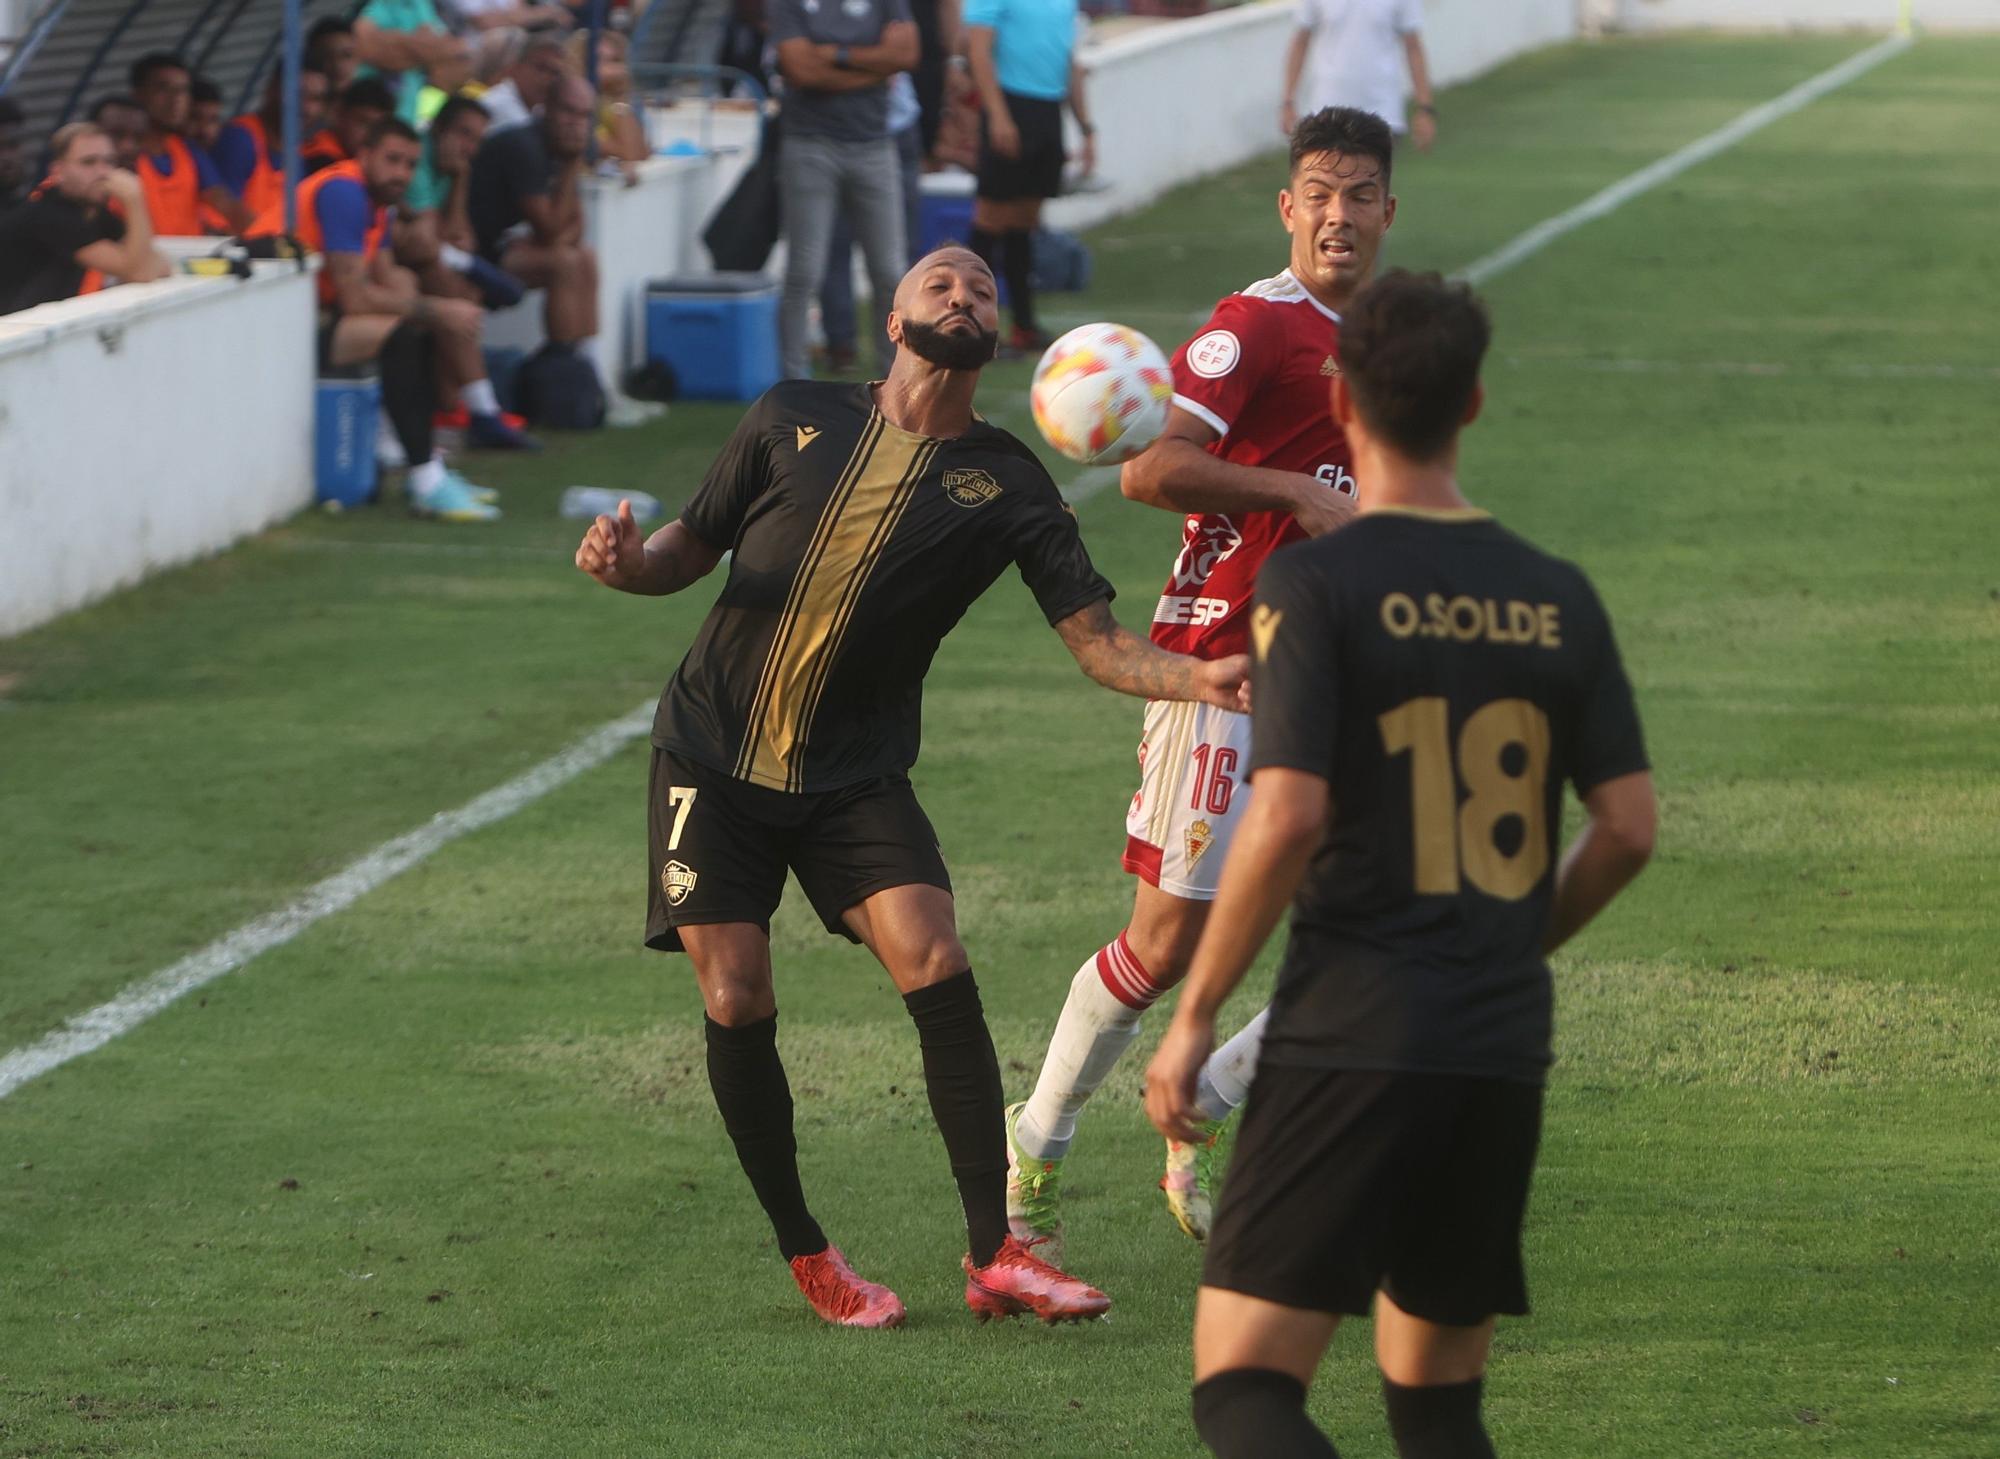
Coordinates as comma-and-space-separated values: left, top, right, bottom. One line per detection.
306, 16, 354, 45
0, 96, 25, 128
362, 116, 422, 149
1337, 270, 1491, 461
191, 76, 223, 107
338, 77, 398, 115
88, 93, 144, 122
430, 94, 490, 136
129, 52, 190, 91
266, 63, 334, 99
1289, 105, 1394, 186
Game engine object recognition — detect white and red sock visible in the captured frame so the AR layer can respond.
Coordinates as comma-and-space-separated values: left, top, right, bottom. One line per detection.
1193, 1007, 1269, 1123
1014, 933, 1164, 1162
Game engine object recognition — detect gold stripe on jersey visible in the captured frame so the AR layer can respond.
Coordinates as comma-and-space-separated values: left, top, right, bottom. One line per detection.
734, 414, 934, 792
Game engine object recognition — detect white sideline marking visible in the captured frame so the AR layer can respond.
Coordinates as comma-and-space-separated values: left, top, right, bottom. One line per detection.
0, 705, 656, 1100
0, 33, 1918, 1101
1458, 33, 1912, 285
1501, 355, 2000, 382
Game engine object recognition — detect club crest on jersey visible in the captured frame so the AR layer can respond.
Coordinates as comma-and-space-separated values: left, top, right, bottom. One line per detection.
1185, 818, 1214, 867
944, 469, 1002, 508
660, 860, 698, 907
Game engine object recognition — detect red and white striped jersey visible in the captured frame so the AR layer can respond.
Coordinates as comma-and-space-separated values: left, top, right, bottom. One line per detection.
1150, 269, 1357, 660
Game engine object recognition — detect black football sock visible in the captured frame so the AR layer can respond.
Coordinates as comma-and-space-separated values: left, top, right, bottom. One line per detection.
902, 971, 1010, 1267
1001, 228, 1037, 332
968, 225, 1001, 277
703, 1015, 827, 1262
1382, 1377, 1495, 1459
377, 320, 437, 464
1192, 1369, 1339, 1458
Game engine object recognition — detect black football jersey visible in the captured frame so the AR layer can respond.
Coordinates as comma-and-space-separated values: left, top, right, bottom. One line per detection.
1248, 507, 1649, 1083
652, 382, 1113, 793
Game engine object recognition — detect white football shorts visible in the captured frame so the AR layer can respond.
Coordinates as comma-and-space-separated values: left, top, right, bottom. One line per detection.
1121, 699, 1253, 901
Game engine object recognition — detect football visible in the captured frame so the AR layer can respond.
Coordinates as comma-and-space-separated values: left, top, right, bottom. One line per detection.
1029, 322, 1175, 466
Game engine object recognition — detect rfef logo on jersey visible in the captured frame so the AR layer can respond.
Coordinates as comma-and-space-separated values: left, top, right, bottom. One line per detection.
1185, 330, 1241, 379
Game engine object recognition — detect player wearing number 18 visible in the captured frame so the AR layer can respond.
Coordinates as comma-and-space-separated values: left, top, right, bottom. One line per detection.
1144, 270, 1657, 1459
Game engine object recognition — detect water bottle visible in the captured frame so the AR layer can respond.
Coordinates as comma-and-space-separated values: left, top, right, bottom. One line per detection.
561, 486, 662, 520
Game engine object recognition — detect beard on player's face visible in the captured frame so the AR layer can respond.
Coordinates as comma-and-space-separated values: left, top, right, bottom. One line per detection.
899, 312, 1000, 372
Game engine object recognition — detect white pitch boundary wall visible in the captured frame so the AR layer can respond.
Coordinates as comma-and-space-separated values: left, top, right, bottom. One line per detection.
0, 263, 317, 638
1611, 0, 1998, 29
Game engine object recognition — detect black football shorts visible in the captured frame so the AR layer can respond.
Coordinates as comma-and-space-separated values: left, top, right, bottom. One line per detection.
977, 93, 1066, 203
644, 748, 951, 952
1203, 1066, 1543, 1326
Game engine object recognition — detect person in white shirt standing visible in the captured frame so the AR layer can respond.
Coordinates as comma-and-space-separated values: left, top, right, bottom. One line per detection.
1280, 0, 1436, 149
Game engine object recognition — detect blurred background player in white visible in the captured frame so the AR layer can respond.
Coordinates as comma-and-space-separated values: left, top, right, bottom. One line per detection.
1006, 108, 1398, 1257
1281, 0, 1436, 151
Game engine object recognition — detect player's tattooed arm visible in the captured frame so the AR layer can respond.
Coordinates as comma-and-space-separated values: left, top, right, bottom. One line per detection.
574, 503, 724, 596
1120, 412, 1356, 538
1053, 600, 1251, 711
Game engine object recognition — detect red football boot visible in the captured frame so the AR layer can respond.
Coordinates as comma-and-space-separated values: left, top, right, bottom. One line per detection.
789, 1245, 906, 1329
963, 1235, 1110, 1324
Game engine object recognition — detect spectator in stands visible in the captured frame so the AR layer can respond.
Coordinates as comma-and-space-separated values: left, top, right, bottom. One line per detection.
249, 117, 507, 520
467, 26, 531, 95
308, 17, 363, 92
908, 0, 958, 162
394, 94, 526, 313
354, 0, 474, 122
213, 67, 334, 224
187, 77, 226, 153
89, 95, 149, 171
467, 73, 600, 350
818, 71, 923, 372
476, 32, 571, 132
767, 0, 918, 381
0, 122, 169, 314
130, 52, 252, 234
0, 97, 28, 211
567, 27, 649, 178
306, 77, 398, 175
1280, 0, 1435, 149
964, 0, 1092, 354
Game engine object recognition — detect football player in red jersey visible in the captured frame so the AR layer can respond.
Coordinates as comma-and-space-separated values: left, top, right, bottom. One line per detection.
1006, 108, 1399, 1257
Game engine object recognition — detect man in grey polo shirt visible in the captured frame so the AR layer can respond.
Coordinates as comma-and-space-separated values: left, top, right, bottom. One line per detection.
769, 0, 920, 380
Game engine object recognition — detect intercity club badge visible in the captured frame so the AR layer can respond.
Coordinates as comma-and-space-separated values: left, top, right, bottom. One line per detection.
660, 860, 698, 907
1185, 818, 1214, 868
944, 469, 1002, 509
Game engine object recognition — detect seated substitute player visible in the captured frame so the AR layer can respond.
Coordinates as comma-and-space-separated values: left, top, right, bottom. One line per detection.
1006, 106, 1396, 1256
573, 245, 1250, 1330
1144, 270, 1657, 1459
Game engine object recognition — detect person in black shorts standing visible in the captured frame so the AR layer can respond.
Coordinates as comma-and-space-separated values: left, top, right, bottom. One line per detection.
574, 245, 1248, 1330
964, 0, 1093, 354
1145, 270, 1657, 1459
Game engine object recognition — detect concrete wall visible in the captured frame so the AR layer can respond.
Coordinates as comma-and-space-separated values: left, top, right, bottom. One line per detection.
1612, 0, 1999, 29
0, 264, 317, 637
1049, 0, 1580, 232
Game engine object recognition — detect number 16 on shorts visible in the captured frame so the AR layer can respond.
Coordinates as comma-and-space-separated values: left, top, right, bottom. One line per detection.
1121, 700, 1251, 902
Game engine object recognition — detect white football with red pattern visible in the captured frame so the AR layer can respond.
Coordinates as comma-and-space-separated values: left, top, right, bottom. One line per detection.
1029, 323, 1175, 466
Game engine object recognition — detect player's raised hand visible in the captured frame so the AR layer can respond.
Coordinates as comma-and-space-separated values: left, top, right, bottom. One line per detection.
1195, 653, 1252, 713
574, 498, 648, 591
1291, 476, 1360, 538
1145, 1013, 1216, 1145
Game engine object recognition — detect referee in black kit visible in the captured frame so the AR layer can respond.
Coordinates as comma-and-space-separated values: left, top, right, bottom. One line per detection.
1145, 271, 1657, 1459
575, 245, 1248, 1330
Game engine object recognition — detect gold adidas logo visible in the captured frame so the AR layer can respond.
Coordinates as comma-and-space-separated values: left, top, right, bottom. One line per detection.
1320, 355, 1340, 377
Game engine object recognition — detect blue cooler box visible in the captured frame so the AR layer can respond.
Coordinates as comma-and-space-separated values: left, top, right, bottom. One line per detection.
646, 274, 780, 401
315, 377, 380, 506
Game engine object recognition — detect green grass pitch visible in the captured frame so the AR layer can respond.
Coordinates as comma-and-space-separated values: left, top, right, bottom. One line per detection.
2, 30, 1996, 1458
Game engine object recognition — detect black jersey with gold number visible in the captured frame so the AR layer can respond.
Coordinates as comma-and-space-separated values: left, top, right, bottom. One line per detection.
1248, 507, 1649, 1083
652, 381, 1114, 793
